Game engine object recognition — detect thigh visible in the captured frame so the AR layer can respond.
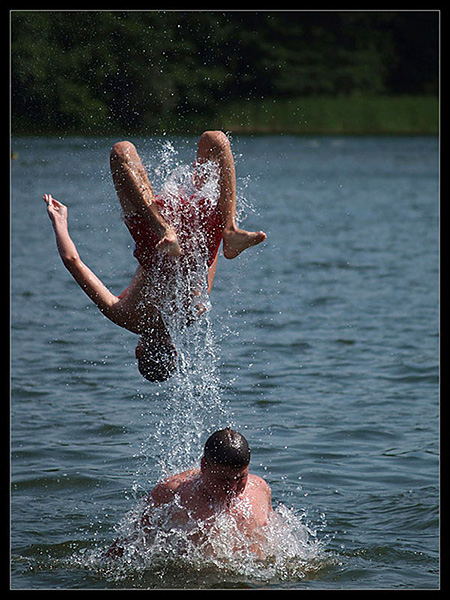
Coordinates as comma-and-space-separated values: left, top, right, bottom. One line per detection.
110, 141, 155, 217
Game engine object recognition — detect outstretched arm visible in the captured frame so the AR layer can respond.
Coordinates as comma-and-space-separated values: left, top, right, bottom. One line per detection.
43, 194, 139, 331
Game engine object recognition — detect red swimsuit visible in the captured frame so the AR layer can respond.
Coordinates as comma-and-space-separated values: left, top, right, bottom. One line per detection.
124, 194, 223, 271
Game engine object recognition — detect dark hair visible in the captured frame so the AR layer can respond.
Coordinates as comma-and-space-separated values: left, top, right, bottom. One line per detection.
203, 428, 251, 469
137, 340, 176, 383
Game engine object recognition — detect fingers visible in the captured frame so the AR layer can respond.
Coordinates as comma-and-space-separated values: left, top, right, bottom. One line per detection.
43, 194, 62, 210
43, 193, 57, 209
43, 194, 66, 222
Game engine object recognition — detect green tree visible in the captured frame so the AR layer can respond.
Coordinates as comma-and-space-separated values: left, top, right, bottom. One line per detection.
11, 10, 439, 134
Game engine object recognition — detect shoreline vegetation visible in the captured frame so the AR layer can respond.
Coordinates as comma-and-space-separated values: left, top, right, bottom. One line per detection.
12, 12, 438, 138
208, 95, 439, 136
12, 95, 438, 137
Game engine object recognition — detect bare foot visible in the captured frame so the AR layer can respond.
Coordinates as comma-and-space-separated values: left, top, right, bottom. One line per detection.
222, 227, 267, 259
156, 228, 182, 257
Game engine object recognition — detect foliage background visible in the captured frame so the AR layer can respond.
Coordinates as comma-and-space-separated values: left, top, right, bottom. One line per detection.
11, 11, 439, 135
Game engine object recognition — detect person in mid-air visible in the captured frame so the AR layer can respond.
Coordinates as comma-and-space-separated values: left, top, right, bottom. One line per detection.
44, 131, 266, 382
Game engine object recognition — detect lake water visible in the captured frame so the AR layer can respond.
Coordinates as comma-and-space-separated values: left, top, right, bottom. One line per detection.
10, 134, 439, 589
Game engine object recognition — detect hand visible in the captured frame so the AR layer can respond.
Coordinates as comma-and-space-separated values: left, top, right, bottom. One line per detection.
43, 194, 68, 228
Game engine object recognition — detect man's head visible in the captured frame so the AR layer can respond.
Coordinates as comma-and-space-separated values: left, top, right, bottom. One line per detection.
135, 333, 176, 383
201, 428, 251, 500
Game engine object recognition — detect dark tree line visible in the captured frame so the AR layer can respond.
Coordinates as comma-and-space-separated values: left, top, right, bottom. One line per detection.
11, 11, 439, 133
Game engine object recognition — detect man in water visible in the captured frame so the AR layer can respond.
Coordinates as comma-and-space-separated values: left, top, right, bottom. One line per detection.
44, 131, 266, 382
107, 428, 273, 559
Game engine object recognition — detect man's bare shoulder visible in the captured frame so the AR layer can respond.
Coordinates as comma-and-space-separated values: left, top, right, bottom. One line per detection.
150, 468, 198, 505
247, 474, 272, 503
248, 473, 271, 490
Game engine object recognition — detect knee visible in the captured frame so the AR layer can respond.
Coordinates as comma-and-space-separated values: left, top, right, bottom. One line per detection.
110, 140, 136, 164
199, 130, 230, 154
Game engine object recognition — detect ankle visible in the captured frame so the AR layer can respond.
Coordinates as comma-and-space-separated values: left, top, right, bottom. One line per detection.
223, 223, 239, 236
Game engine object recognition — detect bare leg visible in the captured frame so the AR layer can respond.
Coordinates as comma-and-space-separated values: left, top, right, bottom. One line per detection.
195, 131, 266, 259
110, 141, 181, 257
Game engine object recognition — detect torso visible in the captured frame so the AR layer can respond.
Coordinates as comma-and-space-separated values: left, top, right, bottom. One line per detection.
112, 267, 155, 334
148, 469, 272, 532
117, 259, 208, 334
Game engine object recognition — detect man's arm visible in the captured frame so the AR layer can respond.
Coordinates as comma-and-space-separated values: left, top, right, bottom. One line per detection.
43, 194, 139, 331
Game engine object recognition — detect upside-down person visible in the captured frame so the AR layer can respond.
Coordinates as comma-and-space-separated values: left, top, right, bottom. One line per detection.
44, 131, 266, 382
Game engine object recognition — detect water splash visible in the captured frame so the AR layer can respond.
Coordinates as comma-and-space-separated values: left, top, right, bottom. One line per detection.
144, 313, 230, 478
134, 145, 232, 477
80, 500, 330, 588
